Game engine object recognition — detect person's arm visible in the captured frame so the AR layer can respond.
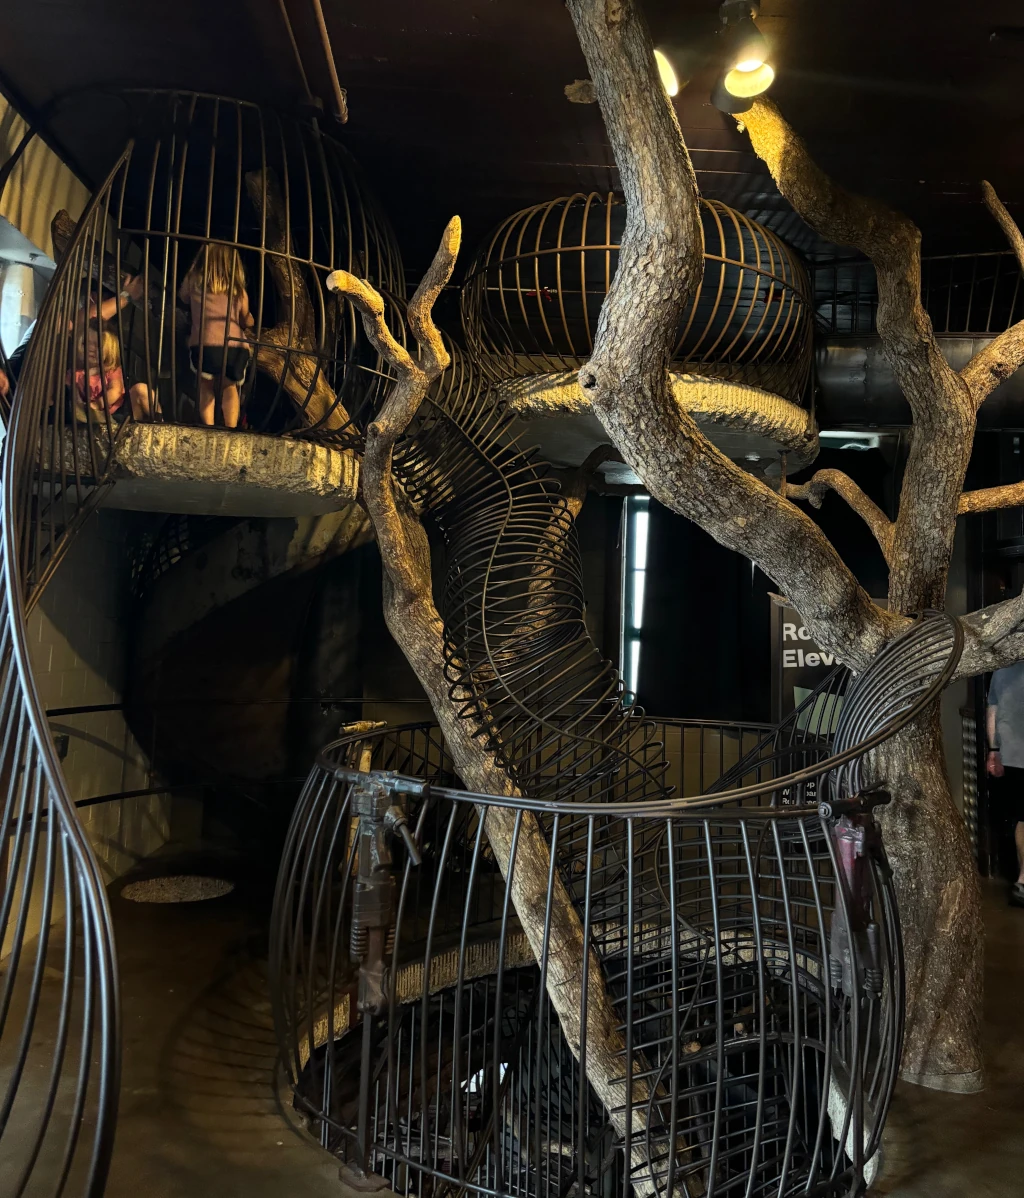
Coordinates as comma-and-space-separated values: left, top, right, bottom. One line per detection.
987, 687, 1004, 777
239, 291, 253, 330
82, 275, 144, 326
0, 369, 9, 402
104, 368, 125, 410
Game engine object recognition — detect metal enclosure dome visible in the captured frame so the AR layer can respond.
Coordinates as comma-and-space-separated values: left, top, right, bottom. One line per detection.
48, 89, 404, 444
461, 193, 812, 405
0, 90, 403, 1197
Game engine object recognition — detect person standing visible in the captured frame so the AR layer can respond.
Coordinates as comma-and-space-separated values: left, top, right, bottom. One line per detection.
986, 660, 1024, 906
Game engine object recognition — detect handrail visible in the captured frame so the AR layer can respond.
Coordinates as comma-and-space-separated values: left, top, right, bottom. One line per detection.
310, 612, 961, 818
0, 148, 134, 1198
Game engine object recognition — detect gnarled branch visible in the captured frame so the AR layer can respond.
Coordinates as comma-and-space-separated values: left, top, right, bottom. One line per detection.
784, 470, 894, 562
329, 222, 684, 1196
959, 181, 1024, 405
958, 594, 1024, 678
245, 169, 350, 431
563, 0, 894, 672
743, 99, 974, 613
958, 479, 1024, 516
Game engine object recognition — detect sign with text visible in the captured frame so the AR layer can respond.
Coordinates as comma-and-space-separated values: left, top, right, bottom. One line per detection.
770, 604, 842, 727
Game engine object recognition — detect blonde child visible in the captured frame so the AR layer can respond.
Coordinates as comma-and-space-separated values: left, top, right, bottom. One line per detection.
179, 245, 253, 428
67, 328, 154, 423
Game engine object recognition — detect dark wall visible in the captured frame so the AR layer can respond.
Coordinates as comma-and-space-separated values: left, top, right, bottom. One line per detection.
576, 494, 623, 664
637, 500, 773, 722
635, 446, 896, 724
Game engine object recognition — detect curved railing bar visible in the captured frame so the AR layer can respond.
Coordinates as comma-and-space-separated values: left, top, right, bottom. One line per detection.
312, 612, 962, 819
0, 152, 134, 1195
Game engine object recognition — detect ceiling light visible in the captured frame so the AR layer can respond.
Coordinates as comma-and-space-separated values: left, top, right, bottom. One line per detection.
654, 49, 680, 97
724, 61, 775, 98
728, 15, 768, 71
717, 1, 774, 101
711, 75, 753, 114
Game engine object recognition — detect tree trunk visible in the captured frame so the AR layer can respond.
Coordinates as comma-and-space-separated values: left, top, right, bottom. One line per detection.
873, 702, 984, 1091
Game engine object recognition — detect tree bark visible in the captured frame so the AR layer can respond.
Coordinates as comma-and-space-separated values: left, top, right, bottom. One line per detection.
563, 0, 989, 1090
871, 705, 984, 1090
244, 170, 350, 431
328, 231, 698, 1194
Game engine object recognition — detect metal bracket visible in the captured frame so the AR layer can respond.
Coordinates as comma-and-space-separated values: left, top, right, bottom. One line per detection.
828, 814, 885, 999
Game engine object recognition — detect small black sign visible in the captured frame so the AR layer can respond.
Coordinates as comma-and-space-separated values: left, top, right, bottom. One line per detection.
770, 604, 842, 724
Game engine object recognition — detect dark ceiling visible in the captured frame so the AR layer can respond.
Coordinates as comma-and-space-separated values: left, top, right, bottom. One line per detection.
2, 0, 1024, 275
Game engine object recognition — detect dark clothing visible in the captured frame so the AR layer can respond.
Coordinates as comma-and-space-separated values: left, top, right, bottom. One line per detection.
988, 661, 1024, 768
6, 318, 36, 383
993, 765, 1024, 828
189, 344, 249, 384
990, 765, 1024, 881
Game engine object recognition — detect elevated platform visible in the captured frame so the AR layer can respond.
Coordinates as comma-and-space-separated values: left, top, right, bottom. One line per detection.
501, 370, 818, 483
44, 425, 360, 517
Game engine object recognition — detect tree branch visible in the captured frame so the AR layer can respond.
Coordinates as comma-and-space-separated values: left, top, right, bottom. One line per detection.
784, 470, 894, 562
958, 594, 1024, 678
959, 181, 1024, 405
561, 443, 622, 518
326, 218, 458, 604
245, 170, 351, 430
742, 98, 974, 613
330, 222, 688, 1196
564, 0, 895, 670
958, 479, 1024, 515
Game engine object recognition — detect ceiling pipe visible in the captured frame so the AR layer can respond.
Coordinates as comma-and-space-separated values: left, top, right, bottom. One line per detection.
309, 0, 349, 123
276, 0, 315, 108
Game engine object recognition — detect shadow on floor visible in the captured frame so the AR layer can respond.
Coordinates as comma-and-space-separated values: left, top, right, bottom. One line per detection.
103, 852, 342, 1198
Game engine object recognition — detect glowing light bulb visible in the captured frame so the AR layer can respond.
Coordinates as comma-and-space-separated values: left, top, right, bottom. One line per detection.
734, 54, 766, 72
723, 61, 775, 98
654, 49, 680, 97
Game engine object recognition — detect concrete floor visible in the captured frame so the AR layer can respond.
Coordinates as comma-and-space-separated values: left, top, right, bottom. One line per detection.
5, 865, 1022, 1196
104, 872, 1024, 1197
874, 878, 1024, 1197
102, 864, 343, 1198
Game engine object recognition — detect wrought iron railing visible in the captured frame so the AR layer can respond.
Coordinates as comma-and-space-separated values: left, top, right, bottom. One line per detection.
270, 611, 962, 1198
0, 151, 127, 1198
462, 194, 814, 405
0, 88, 405, 1196
814, 250, 1024, 339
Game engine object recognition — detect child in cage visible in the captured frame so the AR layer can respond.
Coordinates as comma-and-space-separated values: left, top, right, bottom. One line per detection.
179, 244, 254, 428
67, 327, 155, 423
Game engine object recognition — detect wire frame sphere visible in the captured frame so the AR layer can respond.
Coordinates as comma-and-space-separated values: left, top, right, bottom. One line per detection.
64, 90, 404, 442
461, 192, 813, 404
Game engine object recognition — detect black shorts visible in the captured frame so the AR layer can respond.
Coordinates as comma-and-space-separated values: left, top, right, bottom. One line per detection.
992, 765, 1024, 827
190, 344, 250, 384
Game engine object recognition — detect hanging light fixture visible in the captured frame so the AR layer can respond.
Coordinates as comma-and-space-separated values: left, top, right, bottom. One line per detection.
711, 76, 753, 114
654, 48, 680, 97
716, 1, 775, 104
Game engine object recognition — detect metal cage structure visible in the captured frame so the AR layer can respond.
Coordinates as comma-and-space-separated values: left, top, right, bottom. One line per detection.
461, 194, 814, 404
272, 614, 962, 1198
0, 90, 403, 1196
814, 250, 1024, 338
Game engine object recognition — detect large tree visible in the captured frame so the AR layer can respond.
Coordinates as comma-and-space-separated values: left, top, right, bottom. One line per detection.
563, 0, 1024, 1092
330, 0, 1024, 1115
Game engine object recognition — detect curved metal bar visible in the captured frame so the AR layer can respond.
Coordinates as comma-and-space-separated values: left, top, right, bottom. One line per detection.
0, 89, 405, 1196
461, 193, 814, 404
271, 612, 958, 1197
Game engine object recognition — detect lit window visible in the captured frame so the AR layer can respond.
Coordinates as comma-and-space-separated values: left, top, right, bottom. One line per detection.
621, 495, 650, 701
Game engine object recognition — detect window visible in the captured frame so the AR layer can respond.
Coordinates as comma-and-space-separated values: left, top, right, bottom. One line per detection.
620, 495, 650, 701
